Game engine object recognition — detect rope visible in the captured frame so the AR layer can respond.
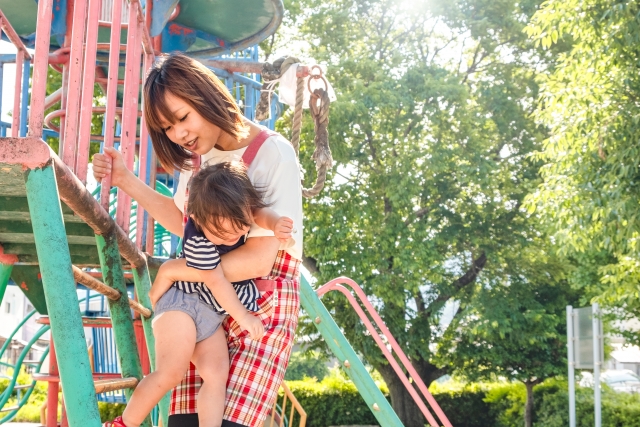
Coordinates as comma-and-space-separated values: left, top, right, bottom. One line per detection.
302, 88, 332, 198
290, 75, 305, 155
255, 57, 333, 198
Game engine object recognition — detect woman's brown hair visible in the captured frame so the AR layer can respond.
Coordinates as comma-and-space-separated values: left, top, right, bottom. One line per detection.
188, 162, 269, 237
143, 52, 249, 172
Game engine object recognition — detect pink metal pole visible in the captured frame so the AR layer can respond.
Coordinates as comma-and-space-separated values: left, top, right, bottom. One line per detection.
57, 0, 74, 159
27, 0, 54, 138
135, 50, 153, 250
317, 278, 454, 427
61, 0, 89, 171
12, 52, 23, 137
100, 0, 124, 210
116, 0, 140, 233
129, 0, 154, 55
76, 0, 103, 183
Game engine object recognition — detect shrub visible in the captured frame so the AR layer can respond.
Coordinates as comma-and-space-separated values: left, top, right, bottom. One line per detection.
285, 350, 330, 381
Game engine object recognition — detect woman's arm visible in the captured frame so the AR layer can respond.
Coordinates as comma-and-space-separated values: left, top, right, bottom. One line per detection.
93, 147, 183, 234
219, 237, 280, 281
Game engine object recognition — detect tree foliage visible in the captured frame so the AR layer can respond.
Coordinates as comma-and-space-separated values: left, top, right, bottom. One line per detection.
526, 0, 640, 322
270, 0, 580, 425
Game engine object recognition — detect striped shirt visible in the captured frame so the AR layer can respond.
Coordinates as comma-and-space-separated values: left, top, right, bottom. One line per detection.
173, 218, 260, 313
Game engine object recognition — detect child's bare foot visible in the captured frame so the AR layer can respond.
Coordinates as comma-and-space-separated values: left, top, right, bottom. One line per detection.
236, 312, 265, 340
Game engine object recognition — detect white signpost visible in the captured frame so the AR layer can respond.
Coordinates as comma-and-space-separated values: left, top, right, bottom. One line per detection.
567, 303, 603, 427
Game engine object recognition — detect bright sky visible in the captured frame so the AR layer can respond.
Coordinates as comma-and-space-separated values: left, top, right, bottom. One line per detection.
0, 40, 24, 123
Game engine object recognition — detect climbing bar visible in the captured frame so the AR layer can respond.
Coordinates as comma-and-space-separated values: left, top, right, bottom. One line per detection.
100, 0, 125, 210
28, 0, 54, 138
76, 0, 102, 183
71, 266, 152, 318
93, 377, 139, 394
0, 11, 32, 60
129, 0, 154, 55
317, 277, 453, 427
72, 265, 120, 300
60, 0, 89, 170
42, 141, 147, 268
201, 59, 309, 77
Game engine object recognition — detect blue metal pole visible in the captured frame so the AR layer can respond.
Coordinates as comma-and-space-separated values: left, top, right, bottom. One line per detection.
20, 60, 30, 137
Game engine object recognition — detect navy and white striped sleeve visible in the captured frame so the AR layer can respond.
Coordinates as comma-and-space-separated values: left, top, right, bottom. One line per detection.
183, 235, 220, 270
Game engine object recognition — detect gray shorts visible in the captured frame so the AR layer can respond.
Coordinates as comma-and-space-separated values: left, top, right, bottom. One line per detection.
152, 286, 226, 342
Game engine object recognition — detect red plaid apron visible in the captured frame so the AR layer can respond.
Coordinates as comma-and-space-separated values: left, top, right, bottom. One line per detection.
169, 130, 301, 427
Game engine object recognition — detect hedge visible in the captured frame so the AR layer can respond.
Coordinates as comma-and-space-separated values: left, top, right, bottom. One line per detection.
7, 368, 640, 426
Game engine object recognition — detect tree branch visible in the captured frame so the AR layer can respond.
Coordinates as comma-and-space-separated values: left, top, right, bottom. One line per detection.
424, 251, 488, 317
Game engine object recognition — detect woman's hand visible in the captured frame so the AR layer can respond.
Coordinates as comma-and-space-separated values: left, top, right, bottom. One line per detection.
92, 147, 132, 187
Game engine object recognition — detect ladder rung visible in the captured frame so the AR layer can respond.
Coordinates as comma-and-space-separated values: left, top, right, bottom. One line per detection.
0, 405, 20, 413
21, 359, 43, 364
94, 377, 138, 394
36, 316, 114, 328
13, 384, 33, 390
34, 373, 122, 383
73, 265, 121, 300
72, 265, 152, 318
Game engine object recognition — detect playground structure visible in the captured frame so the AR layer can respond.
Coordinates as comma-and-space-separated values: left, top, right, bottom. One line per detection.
0, 1, 452, 426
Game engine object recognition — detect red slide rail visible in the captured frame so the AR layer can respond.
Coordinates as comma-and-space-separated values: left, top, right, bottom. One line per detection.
316, 277, 453, 427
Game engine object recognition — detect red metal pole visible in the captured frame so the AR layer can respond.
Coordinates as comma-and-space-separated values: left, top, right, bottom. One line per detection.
11, 52, 23, 137
47, 336, 59, 427
100, 0, 124, 210
76, 0, 103, 183
28, 0, 54, 138
61, 0, 89, 171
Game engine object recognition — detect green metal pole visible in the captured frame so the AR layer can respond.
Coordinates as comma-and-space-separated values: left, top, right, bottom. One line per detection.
132, 262, 170, 427
96, 233, 152, 427
23, 164, 102, 427
299, 273, 404, 427
0, 263, 11, 309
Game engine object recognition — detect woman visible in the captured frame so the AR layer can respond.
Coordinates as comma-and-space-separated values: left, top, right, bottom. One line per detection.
93, 53, 303, 427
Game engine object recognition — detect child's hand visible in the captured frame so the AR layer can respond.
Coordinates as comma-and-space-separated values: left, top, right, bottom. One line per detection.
236, 312, 265, 340
273, 216, 294, 243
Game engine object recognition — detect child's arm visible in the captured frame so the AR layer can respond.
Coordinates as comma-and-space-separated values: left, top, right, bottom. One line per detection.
197, 268, 265, 340
148, 258, 264, 340
253, 207, 294, 243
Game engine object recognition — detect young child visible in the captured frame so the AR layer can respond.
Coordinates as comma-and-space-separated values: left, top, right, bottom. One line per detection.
104, 162, 294, 427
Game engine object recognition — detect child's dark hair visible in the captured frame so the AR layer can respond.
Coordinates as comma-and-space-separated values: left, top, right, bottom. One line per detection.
188, 162, 269, 237
143, 53, 249, 172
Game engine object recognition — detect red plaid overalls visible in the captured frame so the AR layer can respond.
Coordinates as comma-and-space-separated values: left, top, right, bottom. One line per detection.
169, 130, 301, 427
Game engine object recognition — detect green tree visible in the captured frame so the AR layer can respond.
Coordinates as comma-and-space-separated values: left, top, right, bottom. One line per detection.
525, 0, 640, 319
439, 249, 579, 427
273, 0, 570, 425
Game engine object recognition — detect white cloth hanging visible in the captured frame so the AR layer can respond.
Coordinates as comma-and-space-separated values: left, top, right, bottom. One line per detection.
277, 63, 337, 108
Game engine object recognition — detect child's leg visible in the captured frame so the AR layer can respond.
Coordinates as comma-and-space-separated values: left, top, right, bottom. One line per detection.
191, 327, 229, 427
122, 311, 196, 427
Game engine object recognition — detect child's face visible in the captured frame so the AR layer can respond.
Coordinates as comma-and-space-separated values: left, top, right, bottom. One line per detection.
198, 217, 251, 246
157, 92, 222, 155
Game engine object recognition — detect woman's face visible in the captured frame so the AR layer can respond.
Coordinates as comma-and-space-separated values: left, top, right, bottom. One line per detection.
157, 92, 222, 155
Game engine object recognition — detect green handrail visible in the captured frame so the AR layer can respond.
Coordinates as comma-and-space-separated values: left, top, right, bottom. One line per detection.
0, 293, 107, 423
